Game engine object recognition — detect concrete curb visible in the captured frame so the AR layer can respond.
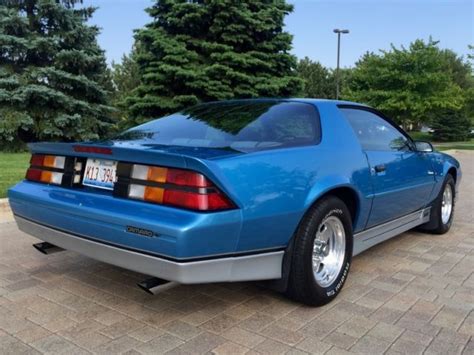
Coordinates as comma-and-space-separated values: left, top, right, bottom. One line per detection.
440, 149, 474, 156
0, 198, 10, 212
440, 149, 458, 156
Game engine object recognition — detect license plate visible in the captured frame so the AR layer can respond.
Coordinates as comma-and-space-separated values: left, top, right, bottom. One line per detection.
83, 159, 117, 190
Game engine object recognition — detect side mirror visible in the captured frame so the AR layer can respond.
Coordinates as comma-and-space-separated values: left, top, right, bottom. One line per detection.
414, 141, 433, 153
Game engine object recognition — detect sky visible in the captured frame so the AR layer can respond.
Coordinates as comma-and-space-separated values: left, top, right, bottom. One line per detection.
84, 0, 474, 68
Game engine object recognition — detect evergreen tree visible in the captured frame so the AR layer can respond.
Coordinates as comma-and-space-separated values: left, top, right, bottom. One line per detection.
111, 50, 140, 129
112, 53, 140, 105
126, 0, 302, 126
431, 108, 471, 142
0, 0, 114, 149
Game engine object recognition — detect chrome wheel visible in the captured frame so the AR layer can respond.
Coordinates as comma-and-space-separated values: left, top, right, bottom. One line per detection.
312, 216, 346, 287
441, 184, 453, 224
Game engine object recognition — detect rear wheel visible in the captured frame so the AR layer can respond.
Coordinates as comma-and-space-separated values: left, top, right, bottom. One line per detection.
422, 175, 456, 234
286, 196, 352, 306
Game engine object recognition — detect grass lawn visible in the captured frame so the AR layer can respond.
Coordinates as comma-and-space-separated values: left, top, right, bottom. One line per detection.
0, 152, 30, 198
408, 132, 474, 151
408, 131, 433, 141
435, 143, 474, 151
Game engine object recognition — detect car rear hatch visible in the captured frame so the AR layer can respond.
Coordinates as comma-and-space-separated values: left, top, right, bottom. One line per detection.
25, 140, 240, 197
9, 141, 243, 259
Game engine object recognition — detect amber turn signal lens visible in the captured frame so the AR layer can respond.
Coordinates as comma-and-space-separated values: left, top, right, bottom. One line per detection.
147, 167, 167, 183
144, 186, 164, 203
43, 155, 56, 168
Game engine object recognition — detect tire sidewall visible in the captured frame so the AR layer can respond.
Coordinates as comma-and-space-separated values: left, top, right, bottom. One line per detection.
437, 175, 456, 231
304, 200, 353, 301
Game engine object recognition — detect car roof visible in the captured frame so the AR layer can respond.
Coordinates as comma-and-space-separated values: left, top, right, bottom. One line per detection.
286, 98, 370, 107
197, 98, 370, 108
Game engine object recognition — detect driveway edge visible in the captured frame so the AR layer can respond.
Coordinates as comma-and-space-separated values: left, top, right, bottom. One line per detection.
0, 198, 10, 211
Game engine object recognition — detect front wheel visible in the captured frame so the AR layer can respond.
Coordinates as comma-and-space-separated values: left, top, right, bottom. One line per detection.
422, 175, 456, 234
286, 196, 353, 306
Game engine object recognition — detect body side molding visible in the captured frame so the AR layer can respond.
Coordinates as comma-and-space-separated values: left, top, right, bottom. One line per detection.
353, 207, 431, 255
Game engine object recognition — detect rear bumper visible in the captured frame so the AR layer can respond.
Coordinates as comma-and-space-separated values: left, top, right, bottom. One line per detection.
15, 215, 283, 283
8, 181, 243, 259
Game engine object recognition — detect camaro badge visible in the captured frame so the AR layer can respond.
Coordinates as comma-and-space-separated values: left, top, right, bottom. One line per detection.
126, 226, 156, 238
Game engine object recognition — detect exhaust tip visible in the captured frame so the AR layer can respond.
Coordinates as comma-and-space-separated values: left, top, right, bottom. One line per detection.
33, 242, 64, 255
137, 277, 169, 295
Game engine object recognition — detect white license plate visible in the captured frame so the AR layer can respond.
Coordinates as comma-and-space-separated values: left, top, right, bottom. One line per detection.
83, 159, 117, 190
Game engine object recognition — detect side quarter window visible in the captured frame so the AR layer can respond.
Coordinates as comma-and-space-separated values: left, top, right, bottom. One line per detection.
340, 108, 410, 151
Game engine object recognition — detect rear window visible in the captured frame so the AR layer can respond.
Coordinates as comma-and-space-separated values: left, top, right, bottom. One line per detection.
117, 101, 321, 152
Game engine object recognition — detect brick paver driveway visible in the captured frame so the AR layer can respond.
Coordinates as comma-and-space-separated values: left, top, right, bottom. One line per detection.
1, 151, 472, 355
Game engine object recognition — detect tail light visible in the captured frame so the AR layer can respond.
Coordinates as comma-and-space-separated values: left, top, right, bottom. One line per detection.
26, 155, 66, 184
26, 154, 83, 185
25, 154, 235, 212
124, 164, 235, 211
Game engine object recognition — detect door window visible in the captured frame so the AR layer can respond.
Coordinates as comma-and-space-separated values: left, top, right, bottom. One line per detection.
340, 108, 410, 151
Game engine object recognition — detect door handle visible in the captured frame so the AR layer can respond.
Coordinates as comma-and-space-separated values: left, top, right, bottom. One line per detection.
374, 164, 386, 173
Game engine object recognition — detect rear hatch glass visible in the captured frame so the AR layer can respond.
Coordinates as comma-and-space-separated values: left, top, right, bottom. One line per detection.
116, 100, 321, 153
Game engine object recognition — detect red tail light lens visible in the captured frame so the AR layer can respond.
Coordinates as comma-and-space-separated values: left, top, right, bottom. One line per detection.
207, 192, 235, 210
166, 169, 211, 187
163, 190, 208, 210
162, 190, 233, 211
30, 154, 45, 167
127, 164, 235, 211
26, 168, 42, 181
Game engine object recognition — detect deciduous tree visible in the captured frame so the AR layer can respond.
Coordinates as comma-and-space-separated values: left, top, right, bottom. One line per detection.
345, 39, 466, 128
296, 57, 334, 99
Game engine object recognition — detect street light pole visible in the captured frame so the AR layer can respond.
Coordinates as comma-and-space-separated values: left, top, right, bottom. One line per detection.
333, 29, 349, 100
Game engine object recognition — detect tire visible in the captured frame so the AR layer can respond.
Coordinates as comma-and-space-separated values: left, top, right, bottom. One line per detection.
422, 174, 456, 234
286, 196, 353, 306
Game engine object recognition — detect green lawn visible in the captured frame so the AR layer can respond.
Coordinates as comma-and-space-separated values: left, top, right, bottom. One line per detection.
0, 152, 30, 198
435, 142, 474, 151
408, 131, 433, 141
408, 132, 474, 151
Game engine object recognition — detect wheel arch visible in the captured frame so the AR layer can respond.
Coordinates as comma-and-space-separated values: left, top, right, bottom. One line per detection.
320, 186, 359, 227
305, 184, 361, 229
265, 184, 360, 294
447, 166, 457, 183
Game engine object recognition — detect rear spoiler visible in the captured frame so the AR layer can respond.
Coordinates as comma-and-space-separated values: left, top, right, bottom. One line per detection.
28, 142, 188, 169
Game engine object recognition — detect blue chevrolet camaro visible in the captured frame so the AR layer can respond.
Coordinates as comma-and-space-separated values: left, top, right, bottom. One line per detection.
8, 99, 461, 305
